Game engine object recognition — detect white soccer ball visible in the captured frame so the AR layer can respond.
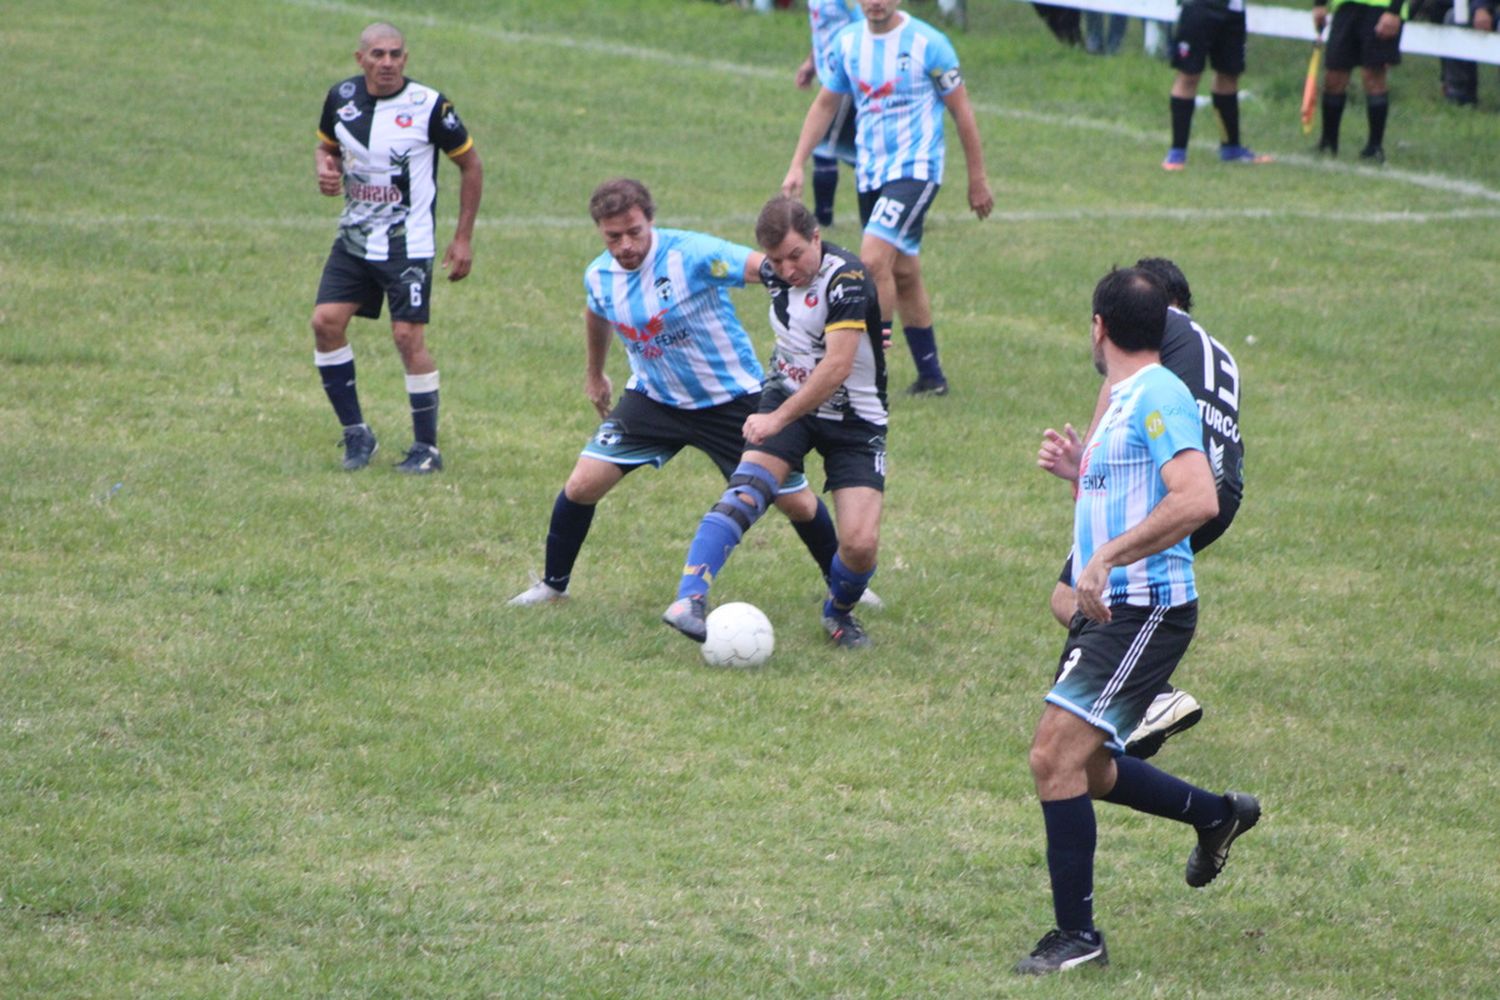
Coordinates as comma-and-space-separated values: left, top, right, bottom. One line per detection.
700, 601, 775, 669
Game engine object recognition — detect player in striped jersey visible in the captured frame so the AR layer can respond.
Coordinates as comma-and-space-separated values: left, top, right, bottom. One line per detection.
796, 0, 864, 227
507, 179, 860, 611
311, 23, 483, 474
1015, 268, 1259, 976
1039, 258, 1244, 758
783, 0, 992, 398
663, 197, 888, 648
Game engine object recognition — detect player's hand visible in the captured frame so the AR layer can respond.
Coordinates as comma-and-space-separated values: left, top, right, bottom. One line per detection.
317, 162, 343, 197
1075, 555, 1112, 623
795, 59, 817, 89
968, 177, 994, 221
442, 237, 473, 281
1375, 11, 1401, 38
742, 412, 782, 446
1312, 6, 1328, 32
585, 372, 613, 419
1037, 424, 1083, 483
781, 165, 805, 200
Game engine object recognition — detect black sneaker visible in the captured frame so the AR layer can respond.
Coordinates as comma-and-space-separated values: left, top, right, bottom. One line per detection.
340, 424, 378, 471
1013, 928, 1108, 975
1186, 791, 1261, 887
1358, 144, 1385, 164
822, 612, 871, 649
395, 442, 442, 474
1315, 139, 1338, 158
662, 595, 708, 642
906, 376, 950, 397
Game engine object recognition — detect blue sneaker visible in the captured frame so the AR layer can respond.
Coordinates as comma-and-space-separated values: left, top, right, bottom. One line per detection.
1220, 144, 1273, 164
1161, 147, 1187, 171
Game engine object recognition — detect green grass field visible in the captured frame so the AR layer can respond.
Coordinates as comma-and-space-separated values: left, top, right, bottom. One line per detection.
5, 0, 1498, 995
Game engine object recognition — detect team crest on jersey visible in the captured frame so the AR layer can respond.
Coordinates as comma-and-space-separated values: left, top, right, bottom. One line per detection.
336, 100, 362, 122
395, 113, 413, 128
804, 291, 819, 308
652, 277, 674, 302
339, 81, 356, 98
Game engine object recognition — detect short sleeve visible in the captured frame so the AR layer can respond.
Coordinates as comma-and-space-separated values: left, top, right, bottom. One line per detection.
926, 31, 963, 96
429, 93, 472, 156
686, 235, 752, 290
1139, 377, 1204, 471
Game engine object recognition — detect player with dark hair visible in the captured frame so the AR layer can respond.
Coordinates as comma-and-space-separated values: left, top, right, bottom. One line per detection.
1016, 267, 1259, 976
1039, 257, 1244, 759
1312, 0, 1407, 162
663, 197, 888, 648
1161, 0, 1274, 170
508, 179, 878, 611
782, 0, 993, 398
312, 22, 483, 473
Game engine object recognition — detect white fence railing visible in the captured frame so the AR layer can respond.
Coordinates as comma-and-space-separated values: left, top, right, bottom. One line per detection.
1015, 0, 1500, 64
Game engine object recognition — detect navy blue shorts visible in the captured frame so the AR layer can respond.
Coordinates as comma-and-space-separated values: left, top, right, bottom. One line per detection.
316, 241, 434, 324
580, 389, 809, 493
1047, 603, 1198, 753
752, 386, 887, 493
857, 179, 940, 256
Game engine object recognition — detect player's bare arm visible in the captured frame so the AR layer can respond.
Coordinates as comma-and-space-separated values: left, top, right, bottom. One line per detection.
442, 147, 483, 281
316, 141, 343, 196
941, 84, 993, 220
743, 327, 859, 446
782, 88, 843, 199
743, 252, 768, 285
1075, 449, 1219, 622
583, 310, 614, 418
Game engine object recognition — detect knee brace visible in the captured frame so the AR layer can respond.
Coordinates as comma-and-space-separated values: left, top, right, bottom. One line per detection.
709, 462, 780, 536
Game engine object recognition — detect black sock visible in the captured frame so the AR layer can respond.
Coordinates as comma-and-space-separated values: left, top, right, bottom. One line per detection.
544, 491, 596, 592
317, 350, 363, 427
1041, 795, 1096, 933
903, 325, 943, 381
811, 154, 839, 226
1170, 95, 1195, 149
1366, 92, 1389, 149
791, 495, 839, 580
1102, 756, 1233, 829
1320, 92, 1346, 151
1211, 91, 1240, 147
406, 371, 440, 447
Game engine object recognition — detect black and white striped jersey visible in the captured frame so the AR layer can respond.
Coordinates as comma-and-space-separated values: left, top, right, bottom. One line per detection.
1160, 306, 1245, 500
760, 241, 888, 426
317, 75, 472, 261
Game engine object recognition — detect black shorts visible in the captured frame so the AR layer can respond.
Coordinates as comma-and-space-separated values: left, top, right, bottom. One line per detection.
1325, 2, 1403, 71
815, 93, 858, 165
579, 388, 811, 491
857, 178, 939, 256
1171, 3, 1248, 76
316, 241, 434, 324
752, 386, 888, 493
1047, 603, 1198, 752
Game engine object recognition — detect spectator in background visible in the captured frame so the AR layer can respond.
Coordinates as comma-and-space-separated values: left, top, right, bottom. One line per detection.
1085, 11, 1129, 54
1441, 0, 1496, 105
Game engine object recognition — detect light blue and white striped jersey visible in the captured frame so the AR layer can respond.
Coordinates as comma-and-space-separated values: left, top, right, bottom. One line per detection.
584, 228, 764, 410
821, 12, 962, 192
1072, 364, 1205, 608
808, 0, 864, 85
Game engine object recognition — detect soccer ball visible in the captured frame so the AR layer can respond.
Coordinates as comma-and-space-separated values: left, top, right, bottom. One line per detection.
700, 601, 775, 669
